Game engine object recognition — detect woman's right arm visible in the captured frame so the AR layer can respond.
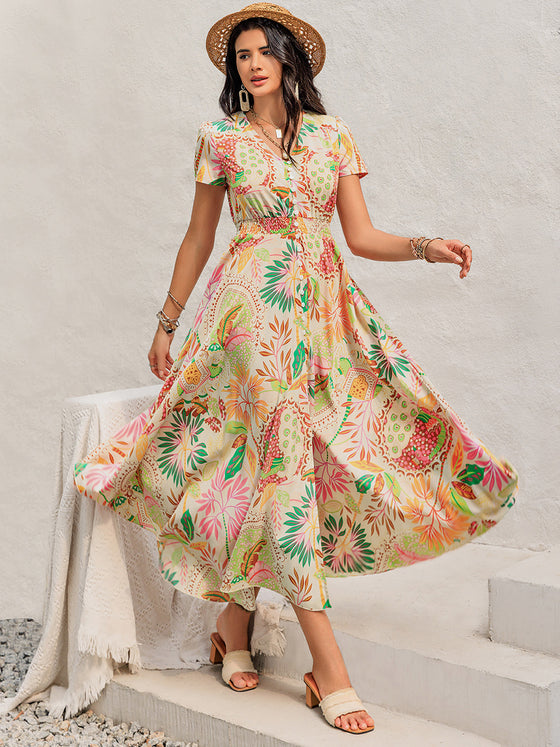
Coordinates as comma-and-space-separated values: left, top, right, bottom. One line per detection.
148, 181, 226, 380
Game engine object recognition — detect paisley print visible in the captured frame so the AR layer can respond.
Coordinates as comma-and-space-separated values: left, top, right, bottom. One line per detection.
73, 111, 518, 611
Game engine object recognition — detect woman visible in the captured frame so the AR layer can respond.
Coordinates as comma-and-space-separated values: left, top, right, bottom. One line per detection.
74, 3, 518, 735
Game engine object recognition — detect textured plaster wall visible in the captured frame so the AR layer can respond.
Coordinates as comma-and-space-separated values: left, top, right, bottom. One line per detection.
1, 0, 558, 618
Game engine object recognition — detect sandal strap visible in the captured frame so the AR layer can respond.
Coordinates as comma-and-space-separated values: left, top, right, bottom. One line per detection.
319, 686, 365, 727
221, 649, 257, 686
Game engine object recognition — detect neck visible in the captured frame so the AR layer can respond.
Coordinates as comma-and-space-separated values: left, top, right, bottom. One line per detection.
250, 89, 287, 125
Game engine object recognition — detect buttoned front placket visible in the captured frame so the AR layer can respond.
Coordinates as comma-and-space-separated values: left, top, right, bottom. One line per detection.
282, 158, 313, 328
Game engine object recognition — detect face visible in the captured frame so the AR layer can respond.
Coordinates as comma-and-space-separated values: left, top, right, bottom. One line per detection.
235, 28, 283, 100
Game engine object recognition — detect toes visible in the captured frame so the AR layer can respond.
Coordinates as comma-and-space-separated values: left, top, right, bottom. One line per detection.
338, 711, 373, 732
230, 671, 258, 689
344, 715, 359, 731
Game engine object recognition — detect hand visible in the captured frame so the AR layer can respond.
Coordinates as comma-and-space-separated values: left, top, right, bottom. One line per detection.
148, 325, 175, 380
424, 239, 472, 279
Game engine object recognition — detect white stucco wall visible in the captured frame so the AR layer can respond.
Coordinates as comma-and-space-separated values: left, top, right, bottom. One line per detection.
1, 0, 558, 619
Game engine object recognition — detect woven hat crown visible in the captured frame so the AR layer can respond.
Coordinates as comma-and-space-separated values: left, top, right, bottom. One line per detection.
206, 3, 326, 76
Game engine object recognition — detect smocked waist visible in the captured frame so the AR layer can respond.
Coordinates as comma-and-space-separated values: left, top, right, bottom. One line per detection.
234, 215, 332, 235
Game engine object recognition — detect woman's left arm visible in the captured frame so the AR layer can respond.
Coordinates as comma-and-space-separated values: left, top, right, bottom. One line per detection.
336, 174, 472, 279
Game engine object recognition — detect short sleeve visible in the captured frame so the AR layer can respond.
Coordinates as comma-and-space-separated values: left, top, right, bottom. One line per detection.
193, 122, 226, 186
335, 116, 368, 179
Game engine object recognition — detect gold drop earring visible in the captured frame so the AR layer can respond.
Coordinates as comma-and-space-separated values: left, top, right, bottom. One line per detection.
239, 84, 250, 112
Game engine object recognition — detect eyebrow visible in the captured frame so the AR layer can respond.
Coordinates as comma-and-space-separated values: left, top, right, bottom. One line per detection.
236, 45, 270, 54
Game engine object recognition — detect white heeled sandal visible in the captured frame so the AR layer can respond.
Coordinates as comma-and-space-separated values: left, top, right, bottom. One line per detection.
304, 672, 375, 733
210, 632, 258, 692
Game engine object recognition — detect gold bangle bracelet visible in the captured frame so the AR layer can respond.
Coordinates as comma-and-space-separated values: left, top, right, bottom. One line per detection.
424, 237, 443, 263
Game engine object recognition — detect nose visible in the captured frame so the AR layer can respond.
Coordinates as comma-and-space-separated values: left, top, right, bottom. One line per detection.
250, 54, 263, 71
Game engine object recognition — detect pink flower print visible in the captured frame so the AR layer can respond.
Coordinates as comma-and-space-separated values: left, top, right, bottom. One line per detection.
312, 353, 331, 377
223, 326, 252, 351
195, 465, 250, 543
245, 559, 276, 584
79, 462, 121, 494
313, 436, 350, 504
113, 412, 149, 444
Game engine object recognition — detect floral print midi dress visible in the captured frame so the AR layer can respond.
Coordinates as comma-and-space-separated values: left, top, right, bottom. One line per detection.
74, 111, 518, 611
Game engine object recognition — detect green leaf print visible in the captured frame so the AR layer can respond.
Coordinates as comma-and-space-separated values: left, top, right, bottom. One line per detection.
385, 473, 401, 500
367, 317, 383, 337
367, 339, 411, 382
74, 461, 86, 477
279, 503, 317, 566
161, 567, 179, 586
277, 489, 290, 507
322, 518, 376, 574
224, 444, 246, 480
157, 410, 207, 487
337, 357, 352, 376
449, 488, 475, 516
181, 510, 195, 541
293, 340, 306, 379
213, 119, 234, 131
300, 282, 310, 312
225, 421, 248, 435
263, 456, 284, 477
259, 241, 298, 312
458, 464, 485, 485
355, 474, 377, 494
346, 494, 360, 513
300, 119, 319, 135
255, 246, 270, 260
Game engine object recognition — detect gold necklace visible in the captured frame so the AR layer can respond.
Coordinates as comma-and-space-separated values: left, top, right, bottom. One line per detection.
248, 111, 290, 160
249, 108, 285, 139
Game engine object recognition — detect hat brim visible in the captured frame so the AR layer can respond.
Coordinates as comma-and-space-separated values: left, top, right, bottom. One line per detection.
206, 7, 326, 77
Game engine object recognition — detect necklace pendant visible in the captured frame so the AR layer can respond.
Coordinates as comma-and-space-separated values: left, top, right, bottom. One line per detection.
275, 128, 282, 139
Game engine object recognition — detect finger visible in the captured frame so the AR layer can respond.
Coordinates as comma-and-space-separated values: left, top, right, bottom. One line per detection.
444, 249, 463, 265
154, 355, 166, 379
459, 245, 472, 278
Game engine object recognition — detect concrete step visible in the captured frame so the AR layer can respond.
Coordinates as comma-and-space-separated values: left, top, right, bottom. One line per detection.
255, 544, 560, 747
489, 544, 560, 656
91, 667, 500, 747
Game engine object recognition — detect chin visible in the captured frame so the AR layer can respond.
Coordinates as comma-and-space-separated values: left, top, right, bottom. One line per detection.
249, 83, 281, 98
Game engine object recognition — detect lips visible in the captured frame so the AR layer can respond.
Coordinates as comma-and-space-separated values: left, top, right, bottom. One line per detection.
250, 76, 268, 85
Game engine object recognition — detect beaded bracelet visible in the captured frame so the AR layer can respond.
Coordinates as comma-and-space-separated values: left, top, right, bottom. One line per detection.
156, 309, 180, 335
167, 290, 185, 311
410, 236, 442, 262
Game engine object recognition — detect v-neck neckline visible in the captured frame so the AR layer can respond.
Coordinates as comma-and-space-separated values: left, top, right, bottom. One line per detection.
239, 110, 307, 164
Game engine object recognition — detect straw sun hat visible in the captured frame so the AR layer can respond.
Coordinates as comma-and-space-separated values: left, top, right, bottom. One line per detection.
206, 3, 326, 77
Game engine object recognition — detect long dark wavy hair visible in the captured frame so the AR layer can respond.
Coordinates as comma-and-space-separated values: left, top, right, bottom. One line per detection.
219, 17, 326, 164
